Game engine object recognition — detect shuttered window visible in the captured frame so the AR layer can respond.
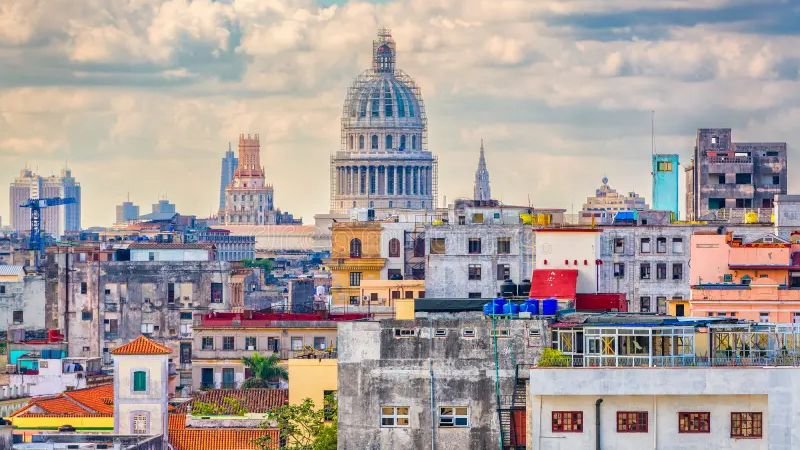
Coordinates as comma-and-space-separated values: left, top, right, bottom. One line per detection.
133, 371, 147, 392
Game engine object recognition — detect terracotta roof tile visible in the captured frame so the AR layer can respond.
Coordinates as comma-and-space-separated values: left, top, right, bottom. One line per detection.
11, 384, 113, 418
173, 389, 287, 414
169, 413, 187, 430
111, 335, 171, 355
169, 429, 278, 450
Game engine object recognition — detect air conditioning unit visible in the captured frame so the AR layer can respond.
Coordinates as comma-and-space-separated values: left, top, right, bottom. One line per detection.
246, 346, 255, 351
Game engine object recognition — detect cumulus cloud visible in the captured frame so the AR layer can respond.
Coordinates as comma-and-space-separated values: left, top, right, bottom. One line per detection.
1, 0, 800, 226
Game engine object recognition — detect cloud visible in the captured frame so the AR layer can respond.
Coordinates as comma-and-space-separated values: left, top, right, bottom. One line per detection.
1, 0, 800, 227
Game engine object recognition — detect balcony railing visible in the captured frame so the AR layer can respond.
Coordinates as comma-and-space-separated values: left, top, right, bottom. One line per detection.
546, 354, 800, 368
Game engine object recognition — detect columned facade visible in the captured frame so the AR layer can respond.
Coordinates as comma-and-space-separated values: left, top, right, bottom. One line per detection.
330, 29, 437, 216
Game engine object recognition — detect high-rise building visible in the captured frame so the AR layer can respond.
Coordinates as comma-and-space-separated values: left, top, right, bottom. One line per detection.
579, 177, 649, 225
473, 139, 491, 202
222, 134, 275, 225
151, 199, 176, 215
115, 200, 140, 223
685, 128, 787, 221
330, 29, 437, 216
218, 143, 238, 212
9, 167, 81, 237
652, 154, 679, 218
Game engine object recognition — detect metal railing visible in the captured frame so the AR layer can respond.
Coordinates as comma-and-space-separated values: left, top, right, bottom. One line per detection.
535, 354, 800, 368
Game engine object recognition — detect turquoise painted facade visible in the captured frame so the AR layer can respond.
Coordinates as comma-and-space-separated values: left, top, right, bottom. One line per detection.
652, 154, 679, 218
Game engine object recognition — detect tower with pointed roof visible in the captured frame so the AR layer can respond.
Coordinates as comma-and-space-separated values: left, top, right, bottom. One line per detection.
112, 335, 171, 442
473, 139, 492, 202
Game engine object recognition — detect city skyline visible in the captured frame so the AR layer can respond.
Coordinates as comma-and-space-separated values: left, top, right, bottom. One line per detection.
2, 0, 800, 227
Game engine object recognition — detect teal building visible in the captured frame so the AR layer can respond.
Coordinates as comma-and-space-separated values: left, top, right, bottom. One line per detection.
652, 154, 679, 219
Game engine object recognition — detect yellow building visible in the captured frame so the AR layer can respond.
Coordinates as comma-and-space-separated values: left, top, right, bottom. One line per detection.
287, 358, 337, 418
326, 222, 386, 306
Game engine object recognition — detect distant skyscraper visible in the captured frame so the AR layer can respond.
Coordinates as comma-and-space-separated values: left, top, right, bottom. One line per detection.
652, 154, 679, 218
219, 143, 238, 212
9, 167, 81, 237
222, 134, 275, 225
116, 199, 140, 223
152, 199, 176, 215
473, 139, 492, 202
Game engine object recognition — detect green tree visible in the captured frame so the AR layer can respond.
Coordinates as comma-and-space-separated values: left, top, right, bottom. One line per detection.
191, 397, 248, 416
241, 353, 288, 389
256, 395, 337, 450
243, 258, 273, 283
536, 348, 572, 367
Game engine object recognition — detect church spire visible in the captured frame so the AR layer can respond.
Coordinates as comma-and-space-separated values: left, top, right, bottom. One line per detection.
474, 138, 492, 202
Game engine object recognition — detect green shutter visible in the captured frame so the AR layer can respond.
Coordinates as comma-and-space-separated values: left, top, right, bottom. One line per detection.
133, 371, 147, 392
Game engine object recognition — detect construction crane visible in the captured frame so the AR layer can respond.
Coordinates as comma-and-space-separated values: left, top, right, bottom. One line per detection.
19, 197, 76, 252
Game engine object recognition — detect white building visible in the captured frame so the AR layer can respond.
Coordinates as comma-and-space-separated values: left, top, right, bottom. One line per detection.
580, 177, 648, 225
0, 266, 46, 330
10, 356, 103, 397
112, 335, 171, 440
529, 367, 799, 449
128, 243, 214, 262
330, 28, 437, 217
533, 228, 602, 294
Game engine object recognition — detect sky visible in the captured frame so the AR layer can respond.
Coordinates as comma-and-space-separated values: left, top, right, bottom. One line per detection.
2, 0, 800, 227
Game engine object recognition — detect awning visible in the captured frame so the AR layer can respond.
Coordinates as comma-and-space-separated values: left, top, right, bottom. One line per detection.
530, 269, 578, 299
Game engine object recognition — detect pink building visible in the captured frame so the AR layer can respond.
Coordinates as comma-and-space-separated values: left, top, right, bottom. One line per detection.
687, 231, 800, 323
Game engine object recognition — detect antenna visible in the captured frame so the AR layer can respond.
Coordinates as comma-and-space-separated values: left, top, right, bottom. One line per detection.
651, 110, 656, 156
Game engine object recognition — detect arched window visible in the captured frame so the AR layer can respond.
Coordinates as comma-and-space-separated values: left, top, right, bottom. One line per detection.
400, 135, 406, 150
133, 370, 147, 392
371, 135, 379, 150
412, 135, 417, 150
359, 135, 365, 150
350, 238, 362, 258
348, 135, 354, 149
389, 238, 401, 257
386, 135, 393, 150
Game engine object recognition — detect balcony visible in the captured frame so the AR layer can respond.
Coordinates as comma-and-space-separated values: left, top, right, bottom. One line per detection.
104, 303, 118, 312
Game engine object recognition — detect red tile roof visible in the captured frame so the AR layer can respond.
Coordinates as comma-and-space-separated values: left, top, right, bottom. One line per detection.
11, 384, 114, 418
111, 335, 171, 355
169, 413, 187, 430
173, 389, 287, 414
169, 429, 279, 450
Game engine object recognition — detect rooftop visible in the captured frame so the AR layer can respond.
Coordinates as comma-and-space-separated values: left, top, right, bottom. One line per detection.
127, 242, 213, 250
11, 384, 114, 418
197, 310, 369, 328
173, 389, 287, 414
111, 335, 171, 355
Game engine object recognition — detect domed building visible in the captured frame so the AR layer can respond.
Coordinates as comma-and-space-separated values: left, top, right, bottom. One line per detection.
330, 29, 437, 216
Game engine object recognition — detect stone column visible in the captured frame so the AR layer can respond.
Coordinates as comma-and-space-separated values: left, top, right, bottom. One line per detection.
378, 166, 385, 195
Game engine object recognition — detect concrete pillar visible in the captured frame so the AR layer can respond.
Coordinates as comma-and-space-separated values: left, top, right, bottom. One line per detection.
397, 165, 404, 196
378, 166, 386, 195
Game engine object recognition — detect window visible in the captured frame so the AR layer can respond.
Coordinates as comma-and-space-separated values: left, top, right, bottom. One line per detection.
639, 297, 651, 313
222, 367, 235, 389
394, 328, 415, 337
656, 237, 666, 253
552, 411, 583, 432
371, 135, 378, 149
497, 238, 511, 254
381, 406, 409, 427
387, 269, 402, 280
472, 213, 484, 224
291, 337, 304, 351
313, 337, 326, 350
617, 411, 648, 432
413, 237, 425, 257
613, 238, 624, 254
759, 312, 769, 323
399, 135, 406, 150
349, 238, 362, 258
132, 414, 148, 434
202, 337, 214, 350
735, 173, 752, 184
133, 371, 147, 392
736, 198, 753, 208
497, 264, 510, 281
468, 238, 481, 254
468, 264, 481, 281
731, 412, 762, 438
467, 292, 482, 299
434, 329, 447, 337
167, 282, 175, 303
657, 296, 667, 314
349, 296, 359, 305
180, 312, 192, 320
245, 337, 257, 350
148, 252, 155, 261
12, 310, 23, 324
430, 238, 446, 254
358, 135, 365, 149
80, 282, 88, 294
0, 285, 4, 294
222, 336, 234, 350
141, 323, 154, 334
439, 406, 469, 427
613, 263, 625, 278
773, 175, 780, 185
386, 135, 393, 149
490, 328, 510, 338
672, 237, 683, 254
267, 337, 280, 352
640, 238, 651, 253
462, 329, 475, 338
711, 135, 719, 144
640, 263, 651, 280
672, 263, 683, 280
709, 198, 725, 209
388, 238, 401, 257
678, 412, 710, 433
656, 263, 667, 280
211, 282, 223, 303
657, 161, 673, 172
349, 272, 362, 287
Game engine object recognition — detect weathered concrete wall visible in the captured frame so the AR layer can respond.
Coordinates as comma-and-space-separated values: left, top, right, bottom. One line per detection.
425, 224, 532, 298
338, 317, 547, 450
0, 275, 45, 330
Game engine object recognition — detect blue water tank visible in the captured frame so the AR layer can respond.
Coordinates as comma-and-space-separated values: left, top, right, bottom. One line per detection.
521, 299, 539, 315
483, 303, 492, 316
503, 303, 520, 315
542, 298, 558, 315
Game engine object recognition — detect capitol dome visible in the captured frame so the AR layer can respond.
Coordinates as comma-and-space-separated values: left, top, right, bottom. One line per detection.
341, 29, 427, 153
